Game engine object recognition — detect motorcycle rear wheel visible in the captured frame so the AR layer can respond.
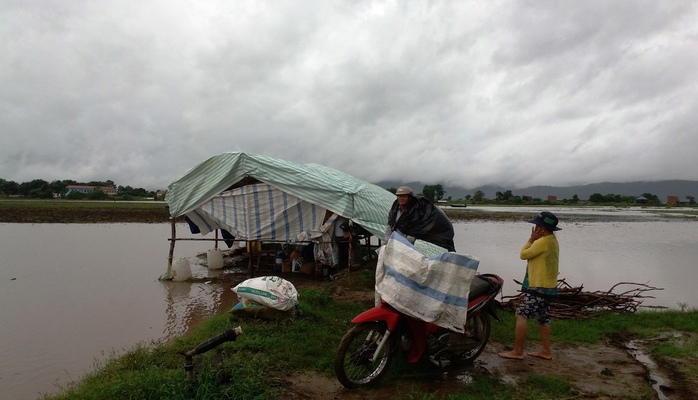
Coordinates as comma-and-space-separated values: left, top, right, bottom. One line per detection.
455, 312, 491, 364
334, 322, 395, 389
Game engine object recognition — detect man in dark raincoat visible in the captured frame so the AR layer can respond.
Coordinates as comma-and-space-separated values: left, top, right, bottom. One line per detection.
385, 186, 455, 252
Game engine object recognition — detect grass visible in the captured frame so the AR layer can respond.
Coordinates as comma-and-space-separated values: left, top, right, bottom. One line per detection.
42, 268, 698, 400
45, 283, 371, 399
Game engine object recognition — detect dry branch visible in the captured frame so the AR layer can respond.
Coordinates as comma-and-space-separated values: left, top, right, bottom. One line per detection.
500, 278, 664, 319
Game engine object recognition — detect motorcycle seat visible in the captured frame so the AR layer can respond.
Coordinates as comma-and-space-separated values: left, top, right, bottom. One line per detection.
468, 275, 496, 300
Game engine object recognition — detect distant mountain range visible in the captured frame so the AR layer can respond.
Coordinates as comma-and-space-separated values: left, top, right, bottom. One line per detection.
373, 179, 698, 202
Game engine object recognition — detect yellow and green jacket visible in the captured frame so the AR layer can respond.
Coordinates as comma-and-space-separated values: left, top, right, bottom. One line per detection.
520, 234, 559, 296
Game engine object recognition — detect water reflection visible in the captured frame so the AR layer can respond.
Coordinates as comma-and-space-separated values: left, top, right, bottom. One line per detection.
161, 279, 238, 338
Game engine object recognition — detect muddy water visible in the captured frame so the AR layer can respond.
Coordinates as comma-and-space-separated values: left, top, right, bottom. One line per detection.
454, 219, 698, 309
0, 223, 235, 400
0, 218, 696, 399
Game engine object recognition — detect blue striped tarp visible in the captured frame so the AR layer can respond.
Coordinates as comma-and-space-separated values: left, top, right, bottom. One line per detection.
375, 233, 479, 333
185, 183, 327, 242
165, 152, 395, 238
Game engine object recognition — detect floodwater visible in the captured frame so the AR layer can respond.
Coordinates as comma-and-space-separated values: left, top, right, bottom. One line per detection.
454, 218, 698, 309
0, 223, 236, 400
1, 214, 697, 399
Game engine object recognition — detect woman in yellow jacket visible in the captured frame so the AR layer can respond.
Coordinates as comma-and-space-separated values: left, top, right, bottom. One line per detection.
499, 211, 560, 361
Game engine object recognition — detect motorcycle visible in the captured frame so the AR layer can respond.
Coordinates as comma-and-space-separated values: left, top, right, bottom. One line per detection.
334, 273, 503, 389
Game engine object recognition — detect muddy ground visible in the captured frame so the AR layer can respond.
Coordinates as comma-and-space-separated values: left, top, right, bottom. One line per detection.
281, 342, 655, 400
211, 269, 693, 400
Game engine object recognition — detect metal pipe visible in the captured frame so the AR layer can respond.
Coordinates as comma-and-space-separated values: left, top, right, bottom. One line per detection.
180, 326, 243, 379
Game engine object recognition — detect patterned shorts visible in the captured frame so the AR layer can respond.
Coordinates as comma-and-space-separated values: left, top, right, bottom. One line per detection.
516, 292, 551, 325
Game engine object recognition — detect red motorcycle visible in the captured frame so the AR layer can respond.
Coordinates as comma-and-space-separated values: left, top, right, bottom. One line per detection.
334, 273, 503, 389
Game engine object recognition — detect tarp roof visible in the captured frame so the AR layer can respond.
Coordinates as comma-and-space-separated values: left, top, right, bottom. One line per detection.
165, 152, 396, 238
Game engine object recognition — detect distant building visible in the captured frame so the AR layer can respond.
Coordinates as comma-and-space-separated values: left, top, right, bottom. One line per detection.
636, 196, 648, 204
667, 196, 679, 206
65, 185, 117, 196
547, 195, 557, 202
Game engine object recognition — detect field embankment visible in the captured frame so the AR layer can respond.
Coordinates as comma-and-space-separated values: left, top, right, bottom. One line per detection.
0, 200, 172, 223
1, 199, 538, 224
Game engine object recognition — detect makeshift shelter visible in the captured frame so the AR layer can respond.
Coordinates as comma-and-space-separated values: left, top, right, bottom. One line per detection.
162, 152, 396, 278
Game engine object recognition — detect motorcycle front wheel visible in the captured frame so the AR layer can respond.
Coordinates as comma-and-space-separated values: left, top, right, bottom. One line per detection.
334, 322, 395, 389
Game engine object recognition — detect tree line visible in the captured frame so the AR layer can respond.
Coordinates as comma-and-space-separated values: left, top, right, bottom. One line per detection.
388, 184, 696, 206
0, 178, 157, 200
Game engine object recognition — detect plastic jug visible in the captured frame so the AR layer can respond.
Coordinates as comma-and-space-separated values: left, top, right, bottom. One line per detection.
275, 252, 288, 272
172, 258, 192, 281
292, 258, 303, 273
207, 249, 224, 270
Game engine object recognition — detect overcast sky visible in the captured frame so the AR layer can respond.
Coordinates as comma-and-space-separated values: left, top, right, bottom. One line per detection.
1, 1, 696, 190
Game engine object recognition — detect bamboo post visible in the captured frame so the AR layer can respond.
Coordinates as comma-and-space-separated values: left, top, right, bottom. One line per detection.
347, 234, 353, 274
247, 240, 253, 278
161, 218, 176, 280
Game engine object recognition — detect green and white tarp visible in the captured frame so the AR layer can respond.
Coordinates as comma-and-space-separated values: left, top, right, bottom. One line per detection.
165, 152, 396, 241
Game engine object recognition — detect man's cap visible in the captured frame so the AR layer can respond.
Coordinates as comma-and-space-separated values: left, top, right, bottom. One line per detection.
527, 211, 561, 231
395, 186, 413, 195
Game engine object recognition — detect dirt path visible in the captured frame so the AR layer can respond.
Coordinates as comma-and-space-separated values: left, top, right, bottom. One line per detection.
211, 269, 694, 399
280, 341, 667, 399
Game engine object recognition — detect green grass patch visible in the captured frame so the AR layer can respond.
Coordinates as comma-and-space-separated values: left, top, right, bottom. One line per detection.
44, 284, 698, 400
491, 308, 698, 346
45, 286, 368, 400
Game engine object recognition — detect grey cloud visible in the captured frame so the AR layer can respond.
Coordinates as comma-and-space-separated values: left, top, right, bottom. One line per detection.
1, 1, 697, 190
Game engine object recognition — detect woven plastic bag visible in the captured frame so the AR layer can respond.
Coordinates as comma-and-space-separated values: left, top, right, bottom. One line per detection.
233, 276, 299, 311
375, 233, 479, 333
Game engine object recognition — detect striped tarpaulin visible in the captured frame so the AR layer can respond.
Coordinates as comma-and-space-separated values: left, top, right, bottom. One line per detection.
165, 152, 395, 238
185, 183, 327, 242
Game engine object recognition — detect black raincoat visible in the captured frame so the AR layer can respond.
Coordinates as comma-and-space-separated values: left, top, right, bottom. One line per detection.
386, 194, 455, 252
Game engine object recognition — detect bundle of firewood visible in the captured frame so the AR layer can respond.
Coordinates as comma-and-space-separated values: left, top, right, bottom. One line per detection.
500, 278, 664, 319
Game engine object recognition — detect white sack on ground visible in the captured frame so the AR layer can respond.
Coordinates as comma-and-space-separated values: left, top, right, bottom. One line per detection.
375, 232, 479, 333
233, 276, 299, 311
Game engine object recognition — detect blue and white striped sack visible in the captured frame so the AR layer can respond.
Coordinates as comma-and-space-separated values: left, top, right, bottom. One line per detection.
375, 232, 479, 333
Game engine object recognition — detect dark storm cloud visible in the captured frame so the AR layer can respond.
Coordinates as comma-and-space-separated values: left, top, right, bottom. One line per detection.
1, 1, 696, 190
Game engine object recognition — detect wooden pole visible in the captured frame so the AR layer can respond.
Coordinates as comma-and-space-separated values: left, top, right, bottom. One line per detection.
348, 234, 353, 274
163, 218, 176, 279
167, 218, 176, 267
247, 240, 253, 278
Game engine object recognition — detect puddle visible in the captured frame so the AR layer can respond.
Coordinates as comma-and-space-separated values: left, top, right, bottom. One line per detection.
626, 333, 682, 400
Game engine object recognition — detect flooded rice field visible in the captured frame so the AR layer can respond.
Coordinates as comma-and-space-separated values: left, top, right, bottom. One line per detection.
0, 211, 696, 399
455, 218, 698, 308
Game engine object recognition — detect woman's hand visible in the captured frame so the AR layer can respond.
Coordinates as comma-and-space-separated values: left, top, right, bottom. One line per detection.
528, 226, 544, 243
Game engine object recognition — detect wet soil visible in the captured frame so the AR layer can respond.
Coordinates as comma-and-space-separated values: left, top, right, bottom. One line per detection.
280, 342, 653, 400
0, 200, 172, 223
279, 331, 696, 400
213, 268, 692, 399
195, 251, 697, 400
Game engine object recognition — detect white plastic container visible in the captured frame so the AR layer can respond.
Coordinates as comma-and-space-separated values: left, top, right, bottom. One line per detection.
207, 248, 224, 270
172, 258, 192, 281
292, 258, 302, 273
